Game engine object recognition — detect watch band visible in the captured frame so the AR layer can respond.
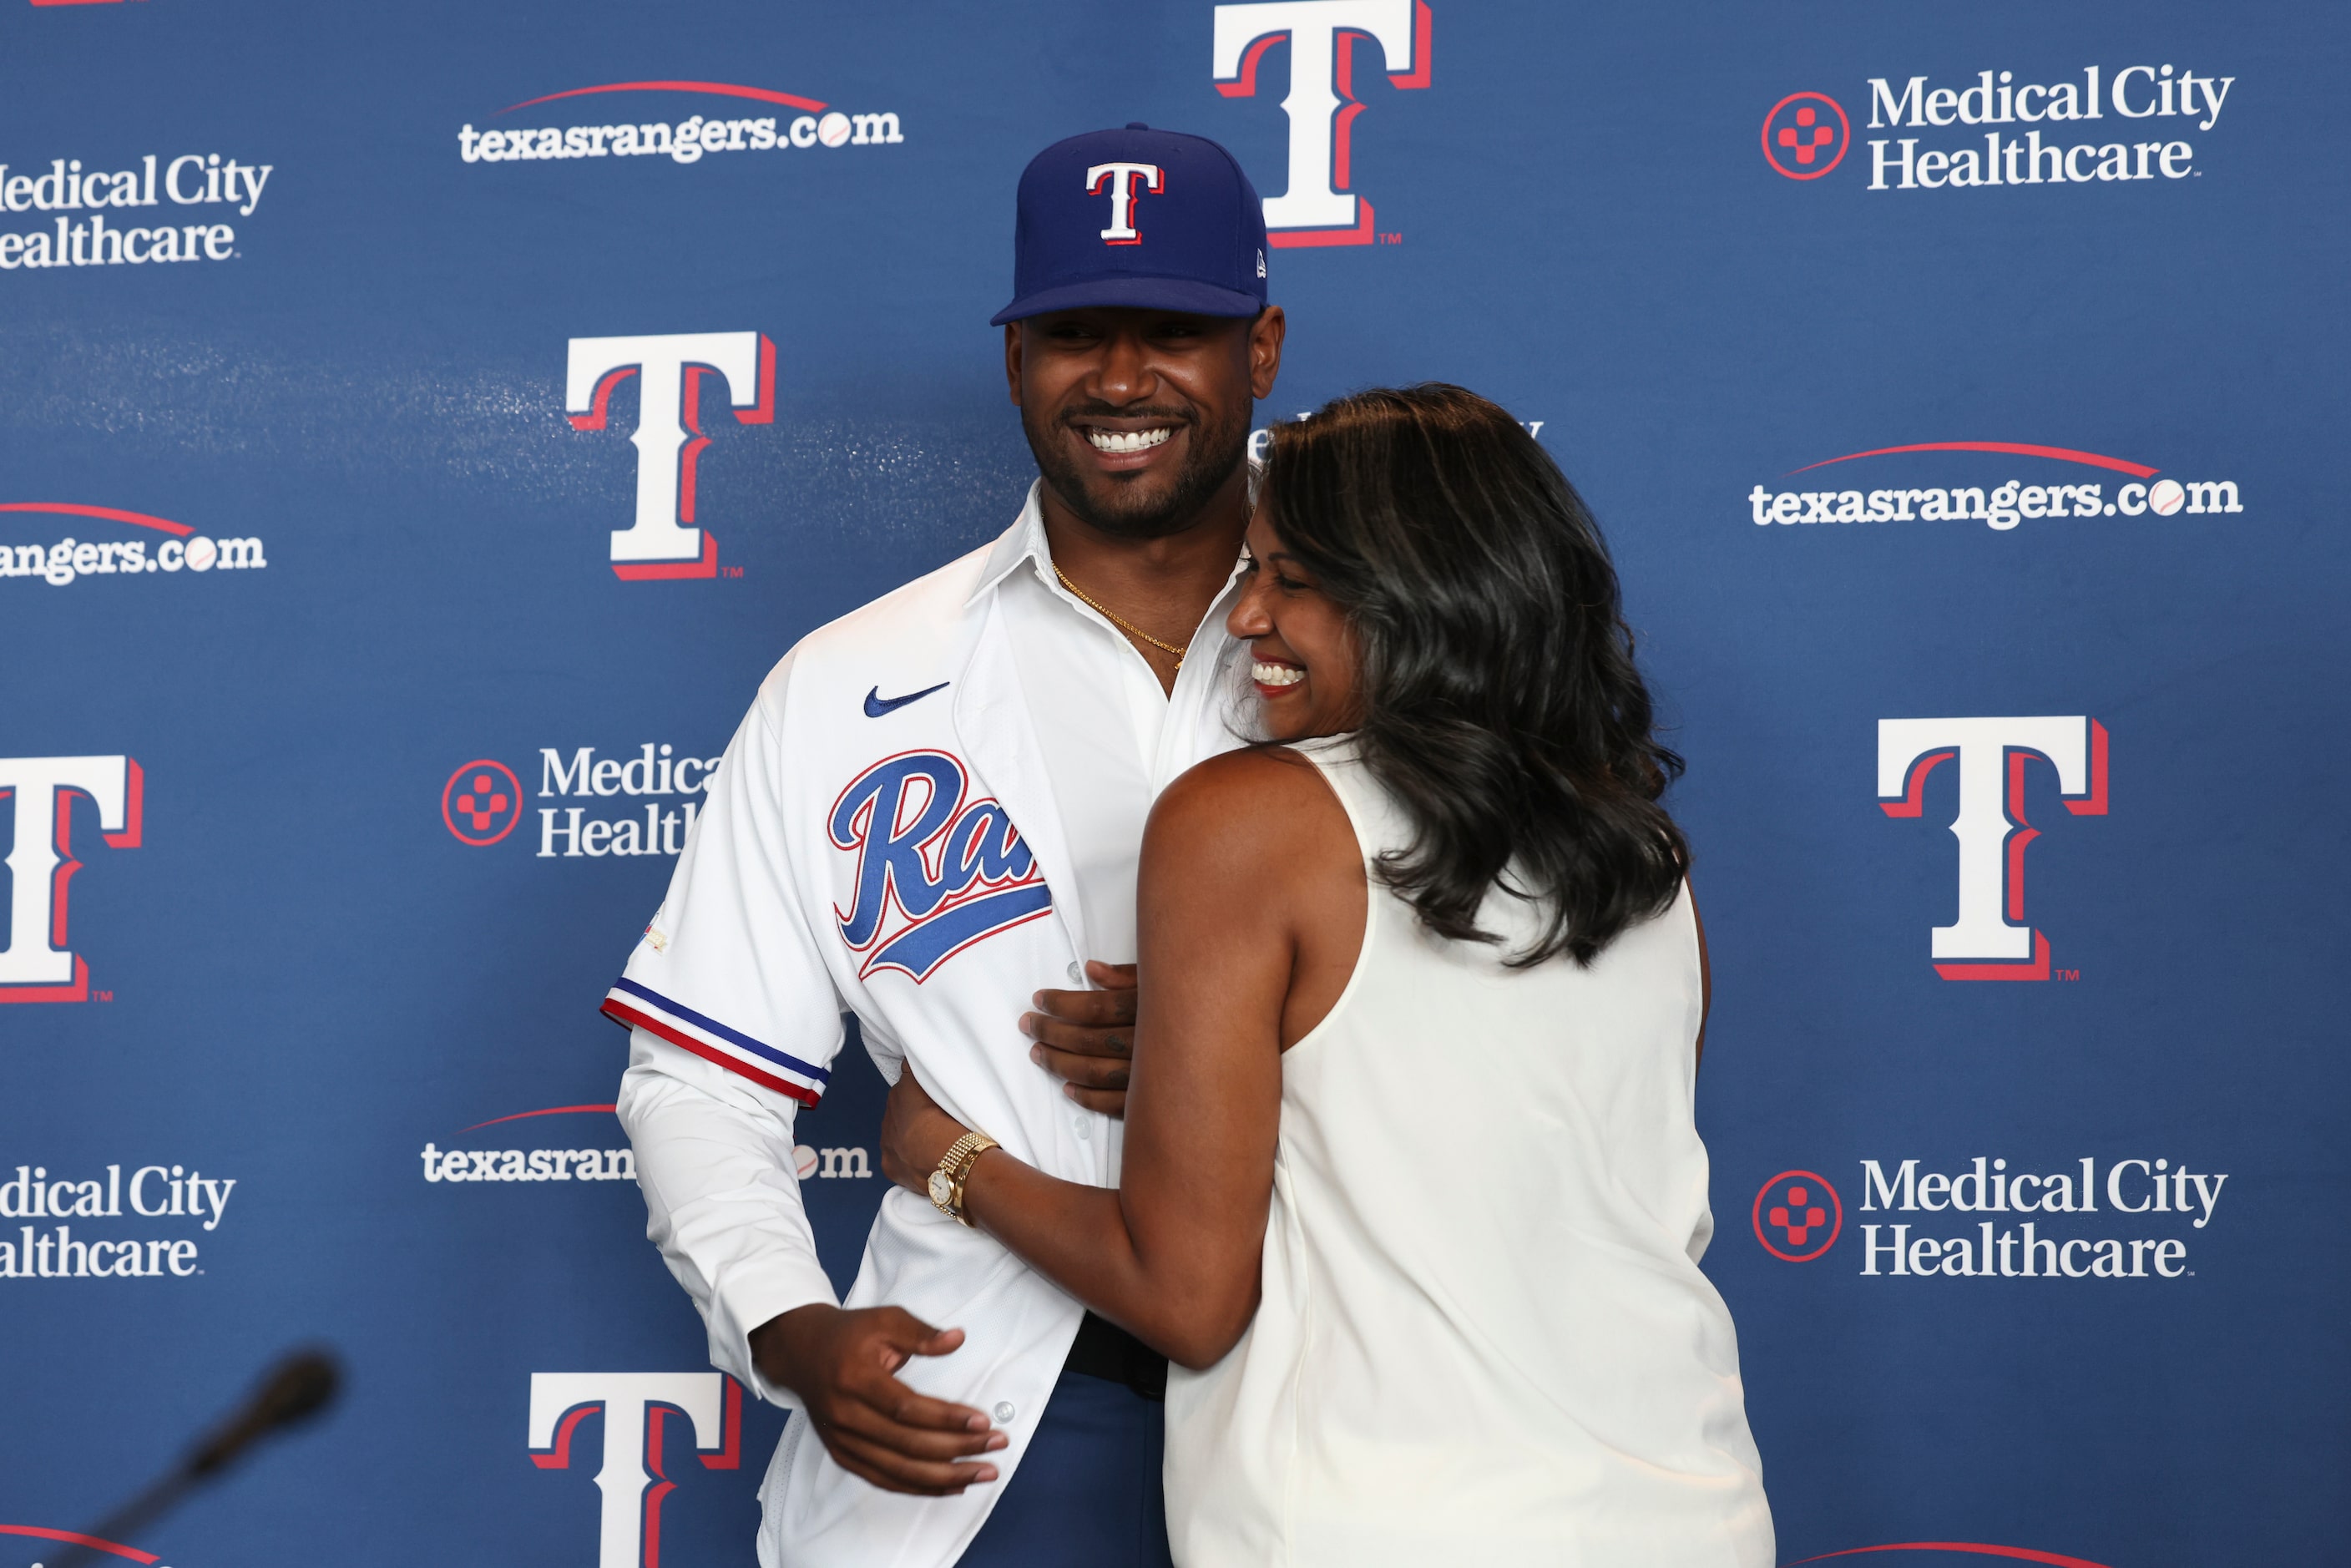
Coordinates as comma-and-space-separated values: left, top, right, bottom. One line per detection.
928, 1132, 999, 1227
947, 1134, 999, 1227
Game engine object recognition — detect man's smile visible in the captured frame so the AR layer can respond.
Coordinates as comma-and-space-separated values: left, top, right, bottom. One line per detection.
1062, 411, 1191, 475
1085, 427, 1172, 453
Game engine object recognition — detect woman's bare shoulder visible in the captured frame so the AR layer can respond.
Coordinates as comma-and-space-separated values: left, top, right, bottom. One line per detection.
1144, 745, 1354, 878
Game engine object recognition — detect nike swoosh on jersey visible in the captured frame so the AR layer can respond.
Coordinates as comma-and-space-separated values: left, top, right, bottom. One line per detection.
863, 682, 949, 718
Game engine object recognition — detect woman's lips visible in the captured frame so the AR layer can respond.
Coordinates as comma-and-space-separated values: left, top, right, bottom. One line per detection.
1252, 659, 1305, 697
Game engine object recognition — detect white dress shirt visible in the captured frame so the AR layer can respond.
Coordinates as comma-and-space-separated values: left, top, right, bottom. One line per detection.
610, 484, 1247, 1568
1001, 534, 1246, 962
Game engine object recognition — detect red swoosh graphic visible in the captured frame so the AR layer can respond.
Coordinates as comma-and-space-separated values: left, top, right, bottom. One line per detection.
0, 1525, 159, 1564
496, 81, 827, 116
1783, 443, 2159, 479
1787, 1543, 2112, 1568
459, 1104, 619, 1134
0, 503, 193, 538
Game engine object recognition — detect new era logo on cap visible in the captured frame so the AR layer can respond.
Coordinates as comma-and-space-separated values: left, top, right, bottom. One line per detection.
992, 124, 1269, 324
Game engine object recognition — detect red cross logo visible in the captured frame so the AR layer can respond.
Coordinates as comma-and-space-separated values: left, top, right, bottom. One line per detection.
1762, 92, 1849, 180
1752, 1169, 1843, 1262
442, 758, 523, 847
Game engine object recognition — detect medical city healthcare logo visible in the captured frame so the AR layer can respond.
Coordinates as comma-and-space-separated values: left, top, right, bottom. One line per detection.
0, 755, 142, 1004
441, 760, 523, 847
1760, 59, 2235, 190
1, 150, 273, 271
1754, 1154, 2227, 1285
1879, 716, 2107, 982
458, 79, 904, 169
1745, 441, 2243, 532
1753, 1171, 1843, 1262
1213, 0, 1431, 245
0, 1157, 237, 1279
440, 743, 722, 854
1, 502, 267, 584
1762, 94, 1848, 180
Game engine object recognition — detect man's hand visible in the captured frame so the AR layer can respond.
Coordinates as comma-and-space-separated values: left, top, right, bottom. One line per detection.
1023, 960, 1138, 1116
750, 1303, 1005, 1495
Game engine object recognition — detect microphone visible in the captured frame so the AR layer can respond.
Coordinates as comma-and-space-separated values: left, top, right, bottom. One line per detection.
186, 1350, 340, 1476
43, 1348, 341, 1568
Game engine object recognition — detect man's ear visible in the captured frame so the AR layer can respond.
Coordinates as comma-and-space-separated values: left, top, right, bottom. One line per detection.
1004, 323, 1024, 407
1248, 306, 1287, 402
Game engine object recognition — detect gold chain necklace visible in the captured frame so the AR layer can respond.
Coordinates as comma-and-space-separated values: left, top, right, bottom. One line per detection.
1053, 561, 1190, 669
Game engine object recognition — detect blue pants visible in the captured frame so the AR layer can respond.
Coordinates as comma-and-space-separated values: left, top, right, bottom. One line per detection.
956, 1368, 1176, 1568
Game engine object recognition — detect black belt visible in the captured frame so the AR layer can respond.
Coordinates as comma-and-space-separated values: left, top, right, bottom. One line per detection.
1064, 1310, 1167, 1402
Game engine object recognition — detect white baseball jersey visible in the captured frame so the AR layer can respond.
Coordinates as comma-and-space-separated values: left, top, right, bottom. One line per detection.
608, 485, 1249, 1568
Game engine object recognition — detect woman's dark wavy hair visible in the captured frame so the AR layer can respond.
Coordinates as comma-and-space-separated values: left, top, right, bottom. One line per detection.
1261, 383, 1686, 967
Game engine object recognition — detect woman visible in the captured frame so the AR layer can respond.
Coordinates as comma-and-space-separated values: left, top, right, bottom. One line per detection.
881, 385, 1772, 1565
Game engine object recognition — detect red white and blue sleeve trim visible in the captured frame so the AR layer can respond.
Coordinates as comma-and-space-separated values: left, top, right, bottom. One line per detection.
600, 977, 832, 1106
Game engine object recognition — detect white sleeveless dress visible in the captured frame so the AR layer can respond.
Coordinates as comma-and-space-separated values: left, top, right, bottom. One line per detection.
1163, 739, 1773, 1567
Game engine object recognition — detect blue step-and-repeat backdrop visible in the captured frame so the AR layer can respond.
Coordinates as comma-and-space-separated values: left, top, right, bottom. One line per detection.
5, 2, 2344, 1564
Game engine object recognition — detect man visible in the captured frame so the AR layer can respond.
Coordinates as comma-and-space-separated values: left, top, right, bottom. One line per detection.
603, 124, 1284, 1568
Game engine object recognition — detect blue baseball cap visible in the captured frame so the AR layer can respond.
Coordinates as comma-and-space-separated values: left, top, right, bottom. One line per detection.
991, 124, 1270, 326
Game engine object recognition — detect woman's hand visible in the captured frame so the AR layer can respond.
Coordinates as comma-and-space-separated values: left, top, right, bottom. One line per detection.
878, 1065, 973, 1196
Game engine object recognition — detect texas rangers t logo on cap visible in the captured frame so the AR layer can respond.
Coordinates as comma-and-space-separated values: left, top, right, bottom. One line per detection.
1088, 161, 1164, 244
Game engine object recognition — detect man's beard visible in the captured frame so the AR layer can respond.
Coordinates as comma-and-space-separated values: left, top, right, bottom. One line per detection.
1022, 400, 1251, 541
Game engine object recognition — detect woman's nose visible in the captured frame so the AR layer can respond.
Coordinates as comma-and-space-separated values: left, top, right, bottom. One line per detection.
1227, 582, 1272, 638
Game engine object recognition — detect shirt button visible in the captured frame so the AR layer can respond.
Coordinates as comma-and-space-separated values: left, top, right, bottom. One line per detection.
993, 1401, 1017, 1424
1065, 962, 1084, 984
1072, 1114, 1092, 1141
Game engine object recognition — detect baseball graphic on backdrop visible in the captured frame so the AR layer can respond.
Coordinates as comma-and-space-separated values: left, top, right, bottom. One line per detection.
2148, 478, 2186, 515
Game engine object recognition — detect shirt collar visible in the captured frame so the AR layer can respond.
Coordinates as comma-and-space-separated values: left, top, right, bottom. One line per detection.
965, 481, 1054, 609
965, 468, 1259, 613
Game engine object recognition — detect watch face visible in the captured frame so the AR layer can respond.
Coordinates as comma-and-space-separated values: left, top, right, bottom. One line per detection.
928, 1170, 954, 1208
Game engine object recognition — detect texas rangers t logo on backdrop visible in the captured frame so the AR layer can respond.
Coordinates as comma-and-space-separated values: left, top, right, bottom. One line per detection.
1212, 0, 1431, 245
1089, 160, 1164, 242
528, 1372, 740, 1568
566, 331, 776, 580
829, 751, 1054, 982
1, 754, 142, 1004
1878, 716, 2109, 980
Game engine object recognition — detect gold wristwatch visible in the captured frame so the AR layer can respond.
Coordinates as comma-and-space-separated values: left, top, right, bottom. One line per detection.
926, 1132, 999, 1227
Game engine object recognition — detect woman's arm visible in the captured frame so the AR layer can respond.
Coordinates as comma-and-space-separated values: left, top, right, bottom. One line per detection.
878, 746, 1363, 1369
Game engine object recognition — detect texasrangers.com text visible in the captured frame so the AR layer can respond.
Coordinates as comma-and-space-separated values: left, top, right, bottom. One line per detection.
458, 109, 904, 166
1747, 478, 2242, 531
2, 534, 267, 584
